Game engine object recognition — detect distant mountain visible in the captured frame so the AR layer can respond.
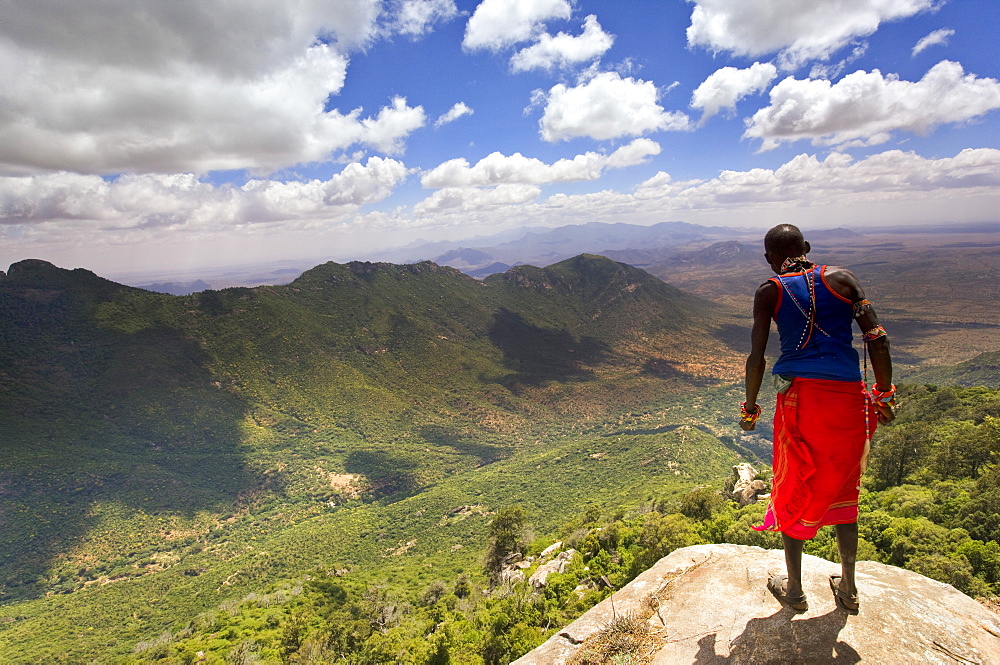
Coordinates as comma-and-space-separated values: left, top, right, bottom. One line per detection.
466, 261, 512, 278
0, 255, 752, 660
137, 279, 212, 295
432, 248, 495, 267
389, 221, 744, 276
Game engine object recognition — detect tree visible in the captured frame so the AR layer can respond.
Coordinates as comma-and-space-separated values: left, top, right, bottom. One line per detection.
678, 486, 723, 521
868, 422, 933, 489
484, 506, 528, 583
933, 420, 998, 480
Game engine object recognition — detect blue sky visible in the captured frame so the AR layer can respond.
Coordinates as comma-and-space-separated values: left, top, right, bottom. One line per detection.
1, 0, 998, 277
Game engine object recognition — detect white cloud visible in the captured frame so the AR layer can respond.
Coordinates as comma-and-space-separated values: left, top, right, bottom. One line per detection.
9, 149, 1000, 269
912, 28, 955, 56
1, 0, 380, 74
412, 184, 541, 216
662, 149, 1000, 207
510, 15, 614, 72
359, 97, 428, 155
421, 139, 661, 188
463, 0, 572, 51
391, 0, 459, 37
0, 158, 410, 230
402, 148, 1000, 233
539, 72, 691, 142
690, 62, 777, 122
745, 61, 1000, 150
0, 0, 431, 176
686, 0, 937, 69
435, 103, 475, 128
809, 44, 868, 81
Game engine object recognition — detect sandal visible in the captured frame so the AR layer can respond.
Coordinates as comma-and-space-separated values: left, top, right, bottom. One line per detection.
829, 575, 859, 614
768, 574, 808, 612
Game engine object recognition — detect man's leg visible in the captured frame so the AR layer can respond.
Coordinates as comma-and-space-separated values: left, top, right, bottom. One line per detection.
834, 522, 858, 597
782, 533, 805, 597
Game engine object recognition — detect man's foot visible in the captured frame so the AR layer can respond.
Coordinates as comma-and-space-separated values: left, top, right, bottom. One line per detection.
768, 574, 808, 612
829, 575, 859, 614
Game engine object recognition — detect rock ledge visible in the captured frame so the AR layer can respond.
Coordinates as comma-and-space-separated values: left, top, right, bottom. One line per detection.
514, 543, 1000, 664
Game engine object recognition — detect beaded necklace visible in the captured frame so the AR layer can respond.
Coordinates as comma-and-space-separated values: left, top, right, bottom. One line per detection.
775, 259, 829, 350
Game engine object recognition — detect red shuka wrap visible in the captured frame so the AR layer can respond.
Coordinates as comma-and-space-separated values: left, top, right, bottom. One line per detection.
754, 377, 877, 540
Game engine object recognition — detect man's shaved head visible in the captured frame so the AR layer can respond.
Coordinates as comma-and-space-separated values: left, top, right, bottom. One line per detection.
764, 224, 808, 259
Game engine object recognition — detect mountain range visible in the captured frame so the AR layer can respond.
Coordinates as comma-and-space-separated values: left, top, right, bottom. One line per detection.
2, 219, 998, 660
0, 255, 752, 661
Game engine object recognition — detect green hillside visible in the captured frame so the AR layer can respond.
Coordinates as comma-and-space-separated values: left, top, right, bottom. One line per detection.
901, 351, 1000, 388
0, 256, 749, 662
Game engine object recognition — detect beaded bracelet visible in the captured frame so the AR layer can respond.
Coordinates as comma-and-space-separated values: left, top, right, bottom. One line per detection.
862, 325, 887, 343
740, 402, 762, 424
870, 384, 897, 406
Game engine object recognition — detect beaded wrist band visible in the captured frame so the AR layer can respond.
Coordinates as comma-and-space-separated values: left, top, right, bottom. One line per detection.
870, 384, 897, 406
740, 402, 762, 424
862, 325, 887, 343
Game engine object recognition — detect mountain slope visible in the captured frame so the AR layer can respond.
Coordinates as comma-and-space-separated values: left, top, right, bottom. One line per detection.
0, 255, 748, 661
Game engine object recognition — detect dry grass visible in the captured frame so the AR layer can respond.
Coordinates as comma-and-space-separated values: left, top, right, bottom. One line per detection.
566, 613, 665, 665
566, 562, 703, 664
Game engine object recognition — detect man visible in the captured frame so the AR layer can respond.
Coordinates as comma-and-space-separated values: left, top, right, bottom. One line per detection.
741, 224, 894, 614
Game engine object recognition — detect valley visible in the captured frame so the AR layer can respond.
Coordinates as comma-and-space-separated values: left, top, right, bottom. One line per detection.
1, 223, 997, 663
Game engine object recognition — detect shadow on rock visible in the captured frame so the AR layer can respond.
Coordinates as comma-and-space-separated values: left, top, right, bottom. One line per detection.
695, 608, 859, 664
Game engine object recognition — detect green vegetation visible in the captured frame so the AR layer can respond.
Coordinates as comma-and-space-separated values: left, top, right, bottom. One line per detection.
0, 258, 996, 663
0, 257, 744, 662
859, 384, 1000, 597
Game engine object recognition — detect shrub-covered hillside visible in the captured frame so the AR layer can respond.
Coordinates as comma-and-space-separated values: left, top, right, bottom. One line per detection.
0, 256, 749, 662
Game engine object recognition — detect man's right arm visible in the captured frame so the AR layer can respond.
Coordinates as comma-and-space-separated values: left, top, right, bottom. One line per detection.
829, 267, 895, 422
743, 281, 777, 431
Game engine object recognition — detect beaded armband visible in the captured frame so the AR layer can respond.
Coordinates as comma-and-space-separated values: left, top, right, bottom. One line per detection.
862, 325, 887, 343
852, 299, 872, 318
740, 402, 762, 424
870, 384, 897, 407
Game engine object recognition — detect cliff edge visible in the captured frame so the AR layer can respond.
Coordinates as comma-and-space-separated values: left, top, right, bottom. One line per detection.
514, 543, 1000, 664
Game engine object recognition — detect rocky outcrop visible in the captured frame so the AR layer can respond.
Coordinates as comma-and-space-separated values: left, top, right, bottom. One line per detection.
729, 463, 768, 506
500, 543, 581, 588
513, 543, 1000, 664
529, 549, 577, 588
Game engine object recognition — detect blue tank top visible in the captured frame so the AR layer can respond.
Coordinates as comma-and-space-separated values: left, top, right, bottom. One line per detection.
770, 265, 861, 382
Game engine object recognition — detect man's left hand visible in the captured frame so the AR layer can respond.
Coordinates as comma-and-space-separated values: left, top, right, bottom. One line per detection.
875, 403, 895, 424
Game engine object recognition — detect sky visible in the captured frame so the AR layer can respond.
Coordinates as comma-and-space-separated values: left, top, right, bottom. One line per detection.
1, 0, 999, 278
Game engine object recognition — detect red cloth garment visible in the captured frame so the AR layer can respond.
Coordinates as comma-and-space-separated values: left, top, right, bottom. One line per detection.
754, 377, 876, 540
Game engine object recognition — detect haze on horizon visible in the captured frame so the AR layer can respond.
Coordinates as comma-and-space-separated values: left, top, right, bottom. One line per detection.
1, 0, 999, 278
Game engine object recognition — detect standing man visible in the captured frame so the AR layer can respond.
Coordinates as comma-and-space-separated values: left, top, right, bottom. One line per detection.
741, 224, 894, 614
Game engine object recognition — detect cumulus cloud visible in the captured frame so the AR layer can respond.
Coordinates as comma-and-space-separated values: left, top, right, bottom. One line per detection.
538, 72, 690, 142
359, 97, 428, 154
399, 147, 1000, 234
912, 28, 955, 56
463, 0, 572, 51
660, 148, 1000, 209
0, 0, 430, 176
390, 0, 459, 37
686, 0, 937, 69
435, 103, 475, 128
690, 62, 777, 123
412, 184, 541, 216
0, 158, 410, 230
510, 14, 614, 72
421, 139, 660, 188
808, 44, 868, 81
745, 61, 1000, 150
